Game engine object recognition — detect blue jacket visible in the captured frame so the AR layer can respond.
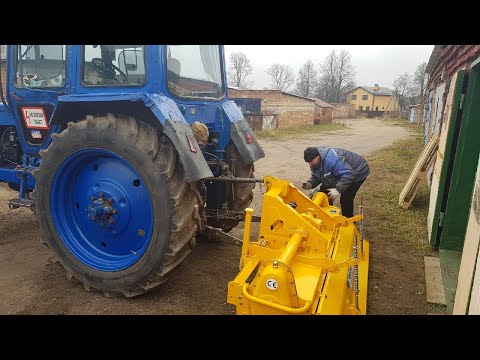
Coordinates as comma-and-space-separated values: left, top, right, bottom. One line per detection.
307, 147, 370, 193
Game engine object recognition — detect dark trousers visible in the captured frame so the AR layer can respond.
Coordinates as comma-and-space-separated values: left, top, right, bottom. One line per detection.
318, 179, 366, 218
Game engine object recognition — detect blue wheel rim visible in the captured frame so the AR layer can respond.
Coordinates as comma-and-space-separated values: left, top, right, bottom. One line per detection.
50, 148, 154, 271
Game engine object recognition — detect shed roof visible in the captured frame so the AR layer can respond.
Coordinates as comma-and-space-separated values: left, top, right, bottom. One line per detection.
228, 88, 316, 102
312, 98, 334, 108
281, 91, 316, 102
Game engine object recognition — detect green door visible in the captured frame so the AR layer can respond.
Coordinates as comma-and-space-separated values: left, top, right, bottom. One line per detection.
429, 71, 467, 247
433, 63, 480, 313
440, 65, 480, 251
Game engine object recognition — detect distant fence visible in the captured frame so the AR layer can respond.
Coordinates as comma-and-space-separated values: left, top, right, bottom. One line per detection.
331, 103, 355, 118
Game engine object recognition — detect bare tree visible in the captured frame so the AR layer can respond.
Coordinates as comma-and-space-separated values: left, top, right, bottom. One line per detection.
227, 52, 254, 89
336, 50, 356, 102
393, 72, 414, 112
413, 62, 427, 103
316, 49, 356, 103
317, 50, 337, 102
315, 73, 331, 102
266, 64, 295, 92
294, 60, 318, 97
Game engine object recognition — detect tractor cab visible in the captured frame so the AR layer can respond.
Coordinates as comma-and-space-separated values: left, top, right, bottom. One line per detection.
12, 45, 226, 96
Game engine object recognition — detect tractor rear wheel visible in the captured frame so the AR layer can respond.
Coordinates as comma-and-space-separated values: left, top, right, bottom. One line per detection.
31, 114, 200, 297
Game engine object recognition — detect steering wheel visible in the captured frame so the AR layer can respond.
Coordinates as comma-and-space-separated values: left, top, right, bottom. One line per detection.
91, 58, 128, 84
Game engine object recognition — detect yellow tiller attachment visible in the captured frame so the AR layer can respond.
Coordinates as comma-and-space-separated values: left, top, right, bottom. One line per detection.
227, 177, 370, 315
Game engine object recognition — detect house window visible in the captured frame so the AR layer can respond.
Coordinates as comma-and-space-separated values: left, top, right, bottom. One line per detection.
359, 106, 363, 111
366, 106, 370, 111
376, 107, 378, 111
362, 95, 368, 100
351, 94, 357, 100
382, 106, 384, 110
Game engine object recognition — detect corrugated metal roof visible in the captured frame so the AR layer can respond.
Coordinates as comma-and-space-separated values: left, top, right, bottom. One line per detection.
280, 91, 315, 102
312, 98, 334, 108
228, 88, 316, 102
227, 88, 325, 103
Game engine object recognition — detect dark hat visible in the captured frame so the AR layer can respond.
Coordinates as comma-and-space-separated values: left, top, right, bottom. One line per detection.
304, 147, 319, 162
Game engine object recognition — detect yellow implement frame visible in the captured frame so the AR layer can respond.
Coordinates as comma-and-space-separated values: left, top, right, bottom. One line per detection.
227, 177, 370, 315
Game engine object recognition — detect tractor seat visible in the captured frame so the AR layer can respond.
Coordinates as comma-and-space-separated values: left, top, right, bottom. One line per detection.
83, 62, 102, 85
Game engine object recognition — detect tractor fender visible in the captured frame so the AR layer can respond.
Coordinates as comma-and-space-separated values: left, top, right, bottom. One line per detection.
222, 101, 265, 164
49, 93, 213, 183
162, 117, 213, 182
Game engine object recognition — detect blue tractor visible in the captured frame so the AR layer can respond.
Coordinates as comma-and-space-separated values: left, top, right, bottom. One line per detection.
0, 45, 264, 297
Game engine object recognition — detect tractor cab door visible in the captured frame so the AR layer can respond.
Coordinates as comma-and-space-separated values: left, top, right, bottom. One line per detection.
7, 45, 69, 151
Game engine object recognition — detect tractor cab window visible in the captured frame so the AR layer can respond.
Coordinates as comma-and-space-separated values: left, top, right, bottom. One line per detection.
166, 45, 224, 100
15, 45, 66, 88
82, 45, 146, 87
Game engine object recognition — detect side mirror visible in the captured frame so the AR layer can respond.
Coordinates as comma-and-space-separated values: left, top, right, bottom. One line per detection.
125, 63, 136, 71
117, 49, 142, 73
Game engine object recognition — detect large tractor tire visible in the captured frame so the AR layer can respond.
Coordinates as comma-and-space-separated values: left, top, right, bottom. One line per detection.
208, 142, 255, 232
31, 114, 200, 297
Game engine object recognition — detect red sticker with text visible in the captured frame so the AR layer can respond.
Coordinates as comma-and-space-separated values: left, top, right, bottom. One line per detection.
21, 107, 49, 129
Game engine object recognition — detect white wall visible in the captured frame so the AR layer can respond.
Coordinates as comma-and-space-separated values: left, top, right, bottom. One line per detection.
428, 74, 458, 241
432, 82, 446, 137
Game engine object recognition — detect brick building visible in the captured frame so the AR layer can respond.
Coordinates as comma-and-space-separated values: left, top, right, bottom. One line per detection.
313, 98, 333, 124
228, 88, 317, 129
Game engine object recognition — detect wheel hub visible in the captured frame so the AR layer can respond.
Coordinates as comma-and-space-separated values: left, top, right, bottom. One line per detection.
87, 192, 118, 227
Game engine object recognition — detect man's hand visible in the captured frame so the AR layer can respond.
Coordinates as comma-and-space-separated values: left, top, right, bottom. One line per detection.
302, 182, 312, 190
327, 188, 340, 201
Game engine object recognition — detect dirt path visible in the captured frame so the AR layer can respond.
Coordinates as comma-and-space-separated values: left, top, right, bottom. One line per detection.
0, 118, 414, 314
247, 118, 411, 189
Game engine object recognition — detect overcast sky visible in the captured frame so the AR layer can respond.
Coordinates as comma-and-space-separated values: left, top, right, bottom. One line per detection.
224, 45, 434, 90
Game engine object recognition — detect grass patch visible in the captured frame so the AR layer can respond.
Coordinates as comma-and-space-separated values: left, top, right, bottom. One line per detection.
358, 126, 432, 253
381, 117, 421, 130
254, 122, 347, 139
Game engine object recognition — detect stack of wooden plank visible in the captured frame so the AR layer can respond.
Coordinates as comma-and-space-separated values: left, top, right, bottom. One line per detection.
399, 134, 439, 209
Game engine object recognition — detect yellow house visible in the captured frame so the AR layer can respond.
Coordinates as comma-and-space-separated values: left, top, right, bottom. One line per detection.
347, 84, 398, 114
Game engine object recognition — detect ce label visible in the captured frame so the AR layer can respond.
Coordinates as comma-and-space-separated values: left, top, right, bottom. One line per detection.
266, 278, 278, 291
